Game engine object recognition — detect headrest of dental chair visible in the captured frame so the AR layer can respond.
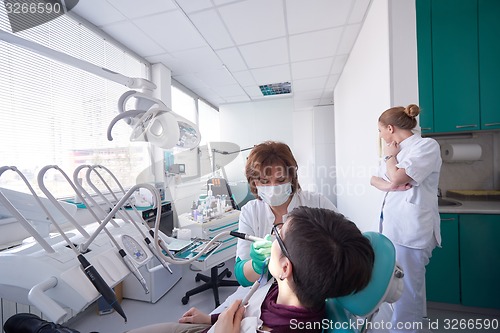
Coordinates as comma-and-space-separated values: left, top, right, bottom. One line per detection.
327, 232, 404, 318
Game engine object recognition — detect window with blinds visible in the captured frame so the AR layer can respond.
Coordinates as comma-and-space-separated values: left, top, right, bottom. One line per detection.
0, 7, 151, 198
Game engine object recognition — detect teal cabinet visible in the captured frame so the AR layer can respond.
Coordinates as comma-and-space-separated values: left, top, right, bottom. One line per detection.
426, 214, 460, 304
415, 0, 434, 133
426, 213, 500, 309
478, 0, 500, 130
459, 214, 500, 309
416, 0, 500, 133
431, 0, 480, 132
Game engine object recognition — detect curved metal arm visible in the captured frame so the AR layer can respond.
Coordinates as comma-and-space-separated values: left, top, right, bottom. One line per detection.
86, 165, 173, 273
37, 166, 90, 239
72, 165, 119, 228
84, 165, 145, 232
0, 166, 55, 253
83, 166, 234, 265
80, 183, 161, 252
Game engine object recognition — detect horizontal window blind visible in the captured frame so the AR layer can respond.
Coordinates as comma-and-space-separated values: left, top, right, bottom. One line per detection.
0, 6, 151, 198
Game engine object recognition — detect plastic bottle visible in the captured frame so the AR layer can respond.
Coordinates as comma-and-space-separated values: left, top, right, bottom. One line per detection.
191, 200, 197, 219
207, 183, 214, 205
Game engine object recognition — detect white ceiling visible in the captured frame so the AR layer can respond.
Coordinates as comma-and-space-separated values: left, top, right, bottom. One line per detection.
71, 0, 372, 111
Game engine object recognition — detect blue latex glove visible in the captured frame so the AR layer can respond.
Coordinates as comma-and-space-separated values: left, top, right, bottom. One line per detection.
250, 234, 272, 275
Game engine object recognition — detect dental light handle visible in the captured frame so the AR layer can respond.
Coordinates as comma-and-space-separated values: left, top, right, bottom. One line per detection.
230, 231, 266, 242
119, 250, 149, 294
77, 254, 127, 322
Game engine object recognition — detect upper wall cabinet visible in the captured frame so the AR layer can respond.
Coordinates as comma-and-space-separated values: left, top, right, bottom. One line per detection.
416, 0, 434, 133
416, 0, 500, 134
432, 0, 479, 133
479, 0, 500, 130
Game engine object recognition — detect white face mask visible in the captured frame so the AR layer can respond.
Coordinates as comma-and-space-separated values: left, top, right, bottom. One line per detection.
257, 182, 292, 207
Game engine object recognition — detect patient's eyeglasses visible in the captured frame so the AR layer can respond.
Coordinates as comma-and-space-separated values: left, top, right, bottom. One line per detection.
272, 222, 300, 284
271, 223, 292, 263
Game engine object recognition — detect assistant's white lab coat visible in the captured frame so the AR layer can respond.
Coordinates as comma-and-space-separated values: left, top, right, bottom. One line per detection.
235, 190, 337, 261
378, 134, 442, 249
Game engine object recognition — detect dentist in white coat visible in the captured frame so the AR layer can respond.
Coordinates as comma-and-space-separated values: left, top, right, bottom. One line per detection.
234, 141, 337, 287
371, 104, 442, 333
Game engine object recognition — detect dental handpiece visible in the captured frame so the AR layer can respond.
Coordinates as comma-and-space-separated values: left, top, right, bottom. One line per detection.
77, 254, 127, 322
230, 231, 266, 242
144, 230, 174, 274
119, 249, 149, 294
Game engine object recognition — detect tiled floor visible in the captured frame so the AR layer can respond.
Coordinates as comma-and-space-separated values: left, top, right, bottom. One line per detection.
67, 258, 500, 333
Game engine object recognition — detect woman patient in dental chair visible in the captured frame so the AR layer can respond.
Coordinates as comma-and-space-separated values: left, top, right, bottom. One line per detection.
127, 206, 375, 333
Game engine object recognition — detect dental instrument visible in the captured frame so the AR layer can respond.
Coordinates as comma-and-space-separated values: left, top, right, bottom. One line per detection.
83, 165, 173, 273
229, 233, 269, 307
77, 254, 127, 322
241, 280, 261, 307
229, 231, 266, 243
37, 165, 128, 322
241, 258, 269, 307
72, 165, 150, 294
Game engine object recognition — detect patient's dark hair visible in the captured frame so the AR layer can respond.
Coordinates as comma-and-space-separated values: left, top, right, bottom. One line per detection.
283, 207, 374, 309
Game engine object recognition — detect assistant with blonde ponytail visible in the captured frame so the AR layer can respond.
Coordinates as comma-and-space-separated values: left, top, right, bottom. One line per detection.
371, 103, 442, 333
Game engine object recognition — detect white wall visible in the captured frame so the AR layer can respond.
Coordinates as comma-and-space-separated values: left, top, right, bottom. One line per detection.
219, 98, 337, 205
333, 0, 418, 231
219, 98, 295, 182
389, 0, 419, 107
308, 106, 336, 205
292, 109, 315, 191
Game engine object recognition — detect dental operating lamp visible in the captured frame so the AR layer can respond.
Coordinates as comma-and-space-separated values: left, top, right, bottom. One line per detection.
0, 28, 201, 150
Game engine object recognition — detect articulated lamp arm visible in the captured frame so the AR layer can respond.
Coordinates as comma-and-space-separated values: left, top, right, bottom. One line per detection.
0, 29, 156, 92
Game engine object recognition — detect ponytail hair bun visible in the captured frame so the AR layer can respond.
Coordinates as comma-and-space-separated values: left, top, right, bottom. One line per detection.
405, 104, 420, 118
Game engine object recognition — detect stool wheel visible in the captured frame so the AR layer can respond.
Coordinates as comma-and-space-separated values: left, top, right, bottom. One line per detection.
226, 271, 232, 278
182, 295, 189, 305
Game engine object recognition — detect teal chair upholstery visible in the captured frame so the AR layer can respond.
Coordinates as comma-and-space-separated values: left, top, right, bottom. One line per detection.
325, 232, 404, 333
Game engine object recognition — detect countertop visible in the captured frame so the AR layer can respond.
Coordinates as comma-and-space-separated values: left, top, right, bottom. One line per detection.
439, 198, 500, 214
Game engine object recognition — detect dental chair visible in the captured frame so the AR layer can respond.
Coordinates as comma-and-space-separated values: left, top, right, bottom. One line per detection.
325, 232, 404, 333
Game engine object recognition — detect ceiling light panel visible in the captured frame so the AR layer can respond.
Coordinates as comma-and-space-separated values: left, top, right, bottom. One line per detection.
259, 82, 291, 96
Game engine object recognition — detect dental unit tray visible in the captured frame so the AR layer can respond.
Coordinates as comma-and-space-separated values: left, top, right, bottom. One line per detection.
173, 237, 222, 261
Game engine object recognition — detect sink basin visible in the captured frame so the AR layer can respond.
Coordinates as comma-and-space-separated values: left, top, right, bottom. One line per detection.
438, 198, 462, 207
